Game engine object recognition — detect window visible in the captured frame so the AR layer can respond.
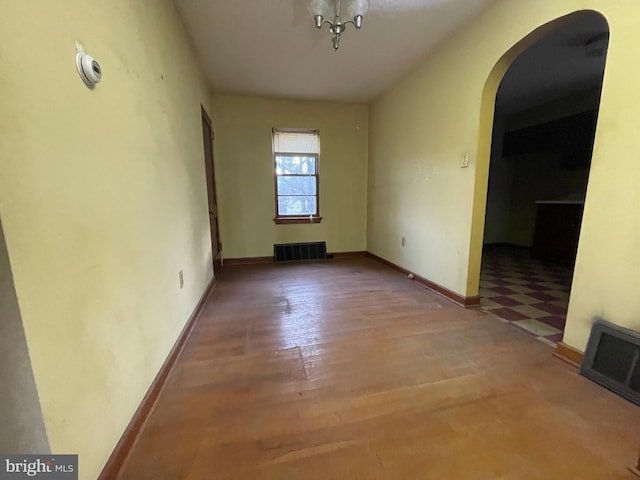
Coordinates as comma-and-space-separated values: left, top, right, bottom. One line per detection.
272, 128, 322, 224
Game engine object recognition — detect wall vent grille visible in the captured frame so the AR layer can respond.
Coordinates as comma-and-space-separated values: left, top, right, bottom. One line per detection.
274, 242, 326, 262
580, 319, 640, 406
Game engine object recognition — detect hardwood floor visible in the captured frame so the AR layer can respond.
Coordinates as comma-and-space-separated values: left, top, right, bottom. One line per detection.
116, 258, 640, 479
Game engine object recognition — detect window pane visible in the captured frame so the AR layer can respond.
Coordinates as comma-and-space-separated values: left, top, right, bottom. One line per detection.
277, 196, 317, 216
277, 176, 316, 195
276, 156, 316, 175
273, 131, 319, 154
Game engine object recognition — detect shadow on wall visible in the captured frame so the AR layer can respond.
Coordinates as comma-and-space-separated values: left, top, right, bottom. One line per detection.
0, 218, 50, 453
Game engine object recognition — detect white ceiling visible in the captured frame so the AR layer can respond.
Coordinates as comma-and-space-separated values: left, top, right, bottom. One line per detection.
174, 0, 497, 103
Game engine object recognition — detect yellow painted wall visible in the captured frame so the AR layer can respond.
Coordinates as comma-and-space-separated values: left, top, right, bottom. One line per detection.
212, 95, 368, 258
0, 1, 212, 478
368, 0, 640, 351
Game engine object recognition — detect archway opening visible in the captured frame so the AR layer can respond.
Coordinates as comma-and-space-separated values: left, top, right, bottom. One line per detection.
469, 10, 609, 346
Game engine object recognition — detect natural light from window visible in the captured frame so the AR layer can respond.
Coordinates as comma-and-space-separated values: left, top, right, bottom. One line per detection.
272, 129, 321, 223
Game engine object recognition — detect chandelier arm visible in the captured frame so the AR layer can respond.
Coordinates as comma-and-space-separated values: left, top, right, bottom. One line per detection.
310, 0, 366, 49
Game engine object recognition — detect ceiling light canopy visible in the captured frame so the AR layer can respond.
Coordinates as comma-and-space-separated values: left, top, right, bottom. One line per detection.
308, 0, 370, 51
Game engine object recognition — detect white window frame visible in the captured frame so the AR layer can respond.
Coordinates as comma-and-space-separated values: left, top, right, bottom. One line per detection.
272, 128, 322, 224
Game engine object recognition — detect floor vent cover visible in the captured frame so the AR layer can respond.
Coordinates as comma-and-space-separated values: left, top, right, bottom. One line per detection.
274, 242, 327, 262
580, 319, 640, 406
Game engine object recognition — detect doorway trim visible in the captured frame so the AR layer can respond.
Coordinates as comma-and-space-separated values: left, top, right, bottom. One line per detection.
201, 105, 222, 273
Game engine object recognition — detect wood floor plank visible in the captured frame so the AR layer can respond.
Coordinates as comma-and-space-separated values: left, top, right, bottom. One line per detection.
116, 258, 640, 479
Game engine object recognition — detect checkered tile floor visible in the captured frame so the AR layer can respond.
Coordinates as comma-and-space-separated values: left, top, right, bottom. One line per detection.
480, 245, 573, 347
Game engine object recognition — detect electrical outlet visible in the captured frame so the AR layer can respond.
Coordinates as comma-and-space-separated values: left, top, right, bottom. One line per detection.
401, 236, 406, 247
179, 270, 184, 289
461, 152, 470, 168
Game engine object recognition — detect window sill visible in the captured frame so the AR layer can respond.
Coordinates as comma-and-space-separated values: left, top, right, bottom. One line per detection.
274, 216, 323, 225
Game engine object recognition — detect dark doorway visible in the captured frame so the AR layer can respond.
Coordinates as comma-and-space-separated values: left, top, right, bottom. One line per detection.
480, 11, 609, 346
202, 107, 222, 273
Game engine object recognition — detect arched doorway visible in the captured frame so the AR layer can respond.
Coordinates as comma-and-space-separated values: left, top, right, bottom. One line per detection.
468, 10, 609, 346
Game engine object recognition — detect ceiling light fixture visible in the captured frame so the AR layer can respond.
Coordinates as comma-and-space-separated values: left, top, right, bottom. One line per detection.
308, 0, 370, 51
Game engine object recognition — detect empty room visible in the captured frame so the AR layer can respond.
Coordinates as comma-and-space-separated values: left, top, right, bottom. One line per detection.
1, 1, 639, 479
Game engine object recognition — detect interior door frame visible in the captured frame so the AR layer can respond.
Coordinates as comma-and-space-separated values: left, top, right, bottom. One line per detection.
201, 106, 222, 272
